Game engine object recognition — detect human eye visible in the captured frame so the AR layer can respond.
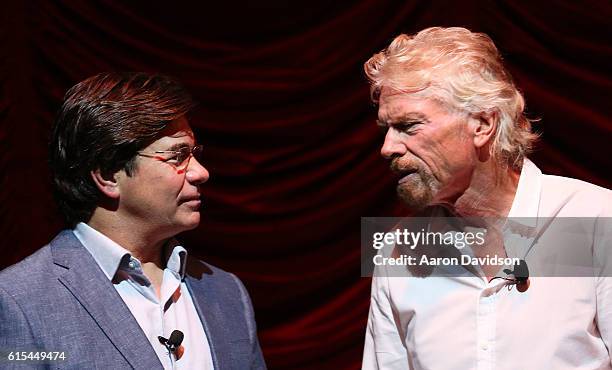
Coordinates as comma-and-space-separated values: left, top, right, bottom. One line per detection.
175, 149, 191, 164
161, 153, 179, 164
395, 120, 422, 134
162, 149, 188, 165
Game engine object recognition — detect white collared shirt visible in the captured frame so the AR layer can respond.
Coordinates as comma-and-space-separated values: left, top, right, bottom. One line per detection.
74, 223, 214, 370
363, 159, 612, 369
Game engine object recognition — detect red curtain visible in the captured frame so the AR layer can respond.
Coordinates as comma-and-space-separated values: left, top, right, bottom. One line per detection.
1, 1, 610, 368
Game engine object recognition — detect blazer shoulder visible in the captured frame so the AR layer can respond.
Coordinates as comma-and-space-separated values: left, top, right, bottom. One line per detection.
0, 230, 74, 294
0, 244, 53, 288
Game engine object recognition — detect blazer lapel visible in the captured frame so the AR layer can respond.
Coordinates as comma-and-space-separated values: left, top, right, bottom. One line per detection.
184, 261, 226, 370
50, 231, 162, 369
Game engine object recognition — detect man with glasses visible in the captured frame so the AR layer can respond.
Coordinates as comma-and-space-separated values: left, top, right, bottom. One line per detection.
0, 72, 266, 369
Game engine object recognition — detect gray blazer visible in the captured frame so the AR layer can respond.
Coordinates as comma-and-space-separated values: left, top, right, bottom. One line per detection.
0, 231, 266, 369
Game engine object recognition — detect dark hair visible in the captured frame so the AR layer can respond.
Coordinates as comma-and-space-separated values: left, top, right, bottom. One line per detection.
49, 72, 194, 226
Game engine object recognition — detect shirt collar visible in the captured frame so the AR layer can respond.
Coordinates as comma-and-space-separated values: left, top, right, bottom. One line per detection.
164, 238, 188, 279
507, 158, 542, 226
73, 222, 188, 280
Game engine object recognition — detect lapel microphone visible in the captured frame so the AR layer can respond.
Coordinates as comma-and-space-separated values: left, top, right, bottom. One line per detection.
502, 259, 530, 292
158, 330, 184, 353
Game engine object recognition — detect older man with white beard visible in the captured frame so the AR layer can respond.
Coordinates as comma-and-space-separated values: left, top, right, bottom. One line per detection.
362, 27, 612, 370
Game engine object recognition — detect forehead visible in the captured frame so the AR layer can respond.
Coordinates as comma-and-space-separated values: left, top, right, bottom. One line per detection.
378, 88, 443, 121
148, 116, 195, 149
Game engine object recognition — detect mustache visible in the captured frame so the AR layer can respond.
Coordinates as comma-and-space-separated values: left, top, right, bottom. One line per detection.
390, 158, 419, 175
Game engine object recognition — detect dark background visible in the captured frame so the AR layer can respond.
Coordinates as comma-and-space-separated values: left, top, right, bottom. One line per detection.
1, 1, 610, 369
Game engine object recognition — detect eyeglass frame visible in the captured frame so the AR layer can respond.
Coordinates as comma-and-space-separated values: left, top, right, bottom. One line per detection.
136, 144, 204, 171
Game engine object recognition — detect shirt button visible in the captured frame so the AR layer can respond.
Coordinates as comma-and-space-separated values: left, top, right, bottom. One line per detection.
128, 260, 137, 269
481, 343, 489, 351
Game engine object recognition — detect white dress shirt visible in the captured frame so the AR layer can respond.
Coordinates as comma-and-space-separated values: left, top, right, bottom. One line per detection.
363, 159, 612, 369
74, 223, 214, 370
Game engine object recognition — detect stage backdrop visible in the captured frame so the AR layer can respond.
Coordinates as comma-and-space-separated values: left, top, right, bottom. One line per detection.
1, 1, 610, 369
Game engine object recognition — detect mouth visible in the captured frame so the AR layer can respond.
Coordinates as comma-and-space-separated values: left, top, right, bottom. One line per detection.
397, 171, 418, 185
180, 196, 202, 209
398, 170, 419, 184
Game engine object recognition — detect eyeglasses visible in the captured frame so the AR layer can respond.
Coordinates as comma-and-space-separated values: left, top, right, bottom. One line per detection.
137, 145, 203, 171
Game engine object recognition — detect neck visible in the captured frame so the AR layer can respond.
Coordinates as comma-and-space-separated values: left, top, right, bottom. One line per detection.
87, 210, 168, 266
441, 159, 520, 218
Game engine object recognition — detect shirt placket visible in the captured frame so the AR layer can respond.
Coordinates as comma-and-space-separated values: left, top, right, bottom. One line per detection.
160, 267, 182, 369
125, 257, 174, 369
476, 286, 497, 370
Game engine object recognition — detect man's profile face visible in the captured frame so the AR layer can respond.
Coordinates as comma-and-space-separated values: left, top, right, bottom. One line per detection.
115, 116, 209, 237
377, 88, 477, 210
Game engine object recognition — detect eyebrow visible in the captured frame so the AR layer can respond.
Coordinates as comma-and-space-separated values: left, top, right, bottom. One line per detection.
377, 112, 430, 126
162, 142, 192, 152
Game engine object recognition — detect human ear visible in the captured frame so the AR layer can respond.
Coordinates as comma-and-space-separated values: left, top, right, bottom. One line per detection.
471, 111, 497, 149
90, 169, 121, 199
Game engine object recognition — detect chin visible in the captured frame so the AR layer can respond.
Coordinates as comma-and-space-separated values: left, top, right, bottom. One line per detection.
397, 182, 435, 212
177, 212, 201, 231
396, 171, 443, 211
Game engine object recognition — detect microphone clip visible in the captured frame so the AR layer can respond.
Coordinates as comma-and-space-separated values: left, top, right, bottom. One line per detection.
502, 259, 530, 292
158, 330, 184, 353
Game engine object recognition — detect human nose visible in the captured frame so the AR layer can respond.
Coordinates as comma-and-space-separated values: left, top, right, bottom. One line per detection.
185, 156, 210, 185
380, 128, 406, 159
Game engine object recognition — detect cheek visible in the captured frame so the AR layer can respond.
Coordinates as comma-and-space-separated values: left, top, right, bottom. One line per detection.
412, 134, 447, 166
413, 134, 471, 178
147, 175, 185, 201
